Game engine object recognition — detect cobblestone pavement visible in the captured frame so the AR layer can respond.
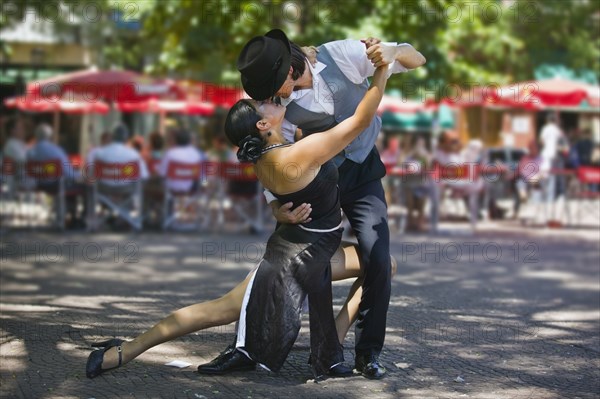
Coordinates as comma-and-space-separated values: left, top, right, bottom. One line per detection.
1, 222, 599, 399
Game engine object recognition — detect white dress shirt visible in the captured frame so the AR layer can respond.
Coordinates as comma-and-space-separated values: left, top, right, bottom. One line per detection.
280, 40, 410, 141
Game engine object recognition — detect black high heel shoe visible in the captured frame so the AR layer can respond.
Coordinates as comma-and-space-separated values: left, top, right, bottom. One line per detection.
86, 339, 125, 378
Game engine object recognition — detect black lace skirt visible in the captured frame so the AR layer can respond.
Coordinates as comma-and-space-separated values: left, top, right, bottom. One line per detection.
236, 223, 344, 377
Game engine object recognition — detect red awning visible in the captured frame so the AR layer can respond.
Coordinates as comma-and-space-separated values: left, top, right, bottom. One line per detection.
492, 78, 597, 108
4, 95, 109, 114
117, 98, 215, 115
26, 68, 184, 103
177, 80, 247, 108
440, 78, 600, 110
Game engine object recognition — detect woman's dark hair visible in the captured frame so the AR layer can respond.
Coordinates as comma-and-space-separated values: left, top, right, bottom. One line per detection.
224, 99, 266, 163
290, 41, 307, 81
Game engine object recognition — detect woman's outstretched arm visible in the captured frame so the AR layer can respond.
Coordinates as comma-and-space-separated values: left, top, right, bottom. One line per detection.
287, 64, 389, 167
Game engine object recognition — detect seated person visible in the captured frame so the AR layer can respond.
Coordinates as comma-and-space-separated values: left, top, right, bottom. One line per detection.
433, 131, 464, 166
89, 124, 149, 188
2, 118, 27, 164
26, 123, 85, 227
158, 128, 204, 193
432, 131, 484, 222
403, 136, 431, 231
433, 131, 484, 193
2, 118, 30, 193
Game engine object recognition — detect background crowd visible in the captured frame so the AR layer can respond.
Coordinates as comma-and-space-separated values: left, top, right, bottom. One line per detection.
3, 110, 599, 232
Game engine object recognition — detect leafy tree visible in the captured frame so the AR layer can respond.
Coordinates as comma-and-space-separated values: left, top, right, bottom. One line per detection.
140, 0, 379, 82
2, 0, 598, 92
513, 0, 600, 82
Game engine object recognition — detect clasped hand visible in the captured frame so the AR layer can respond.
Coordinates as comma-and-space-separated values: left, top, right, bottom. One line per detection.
362, 37, 395, 67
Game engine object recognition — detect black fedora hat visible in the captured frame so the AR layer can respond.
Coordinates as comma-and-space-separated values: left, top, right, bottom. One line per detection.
237, 29, 291, 101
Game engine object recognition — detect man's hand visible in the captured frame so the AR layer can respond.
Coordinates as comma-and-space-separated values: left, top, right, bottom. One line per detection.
366, 42, 426, 69
366, 43, 398, 67
361, 37, 382, 49
301, 46, 319, 67
271, 201, 312, 224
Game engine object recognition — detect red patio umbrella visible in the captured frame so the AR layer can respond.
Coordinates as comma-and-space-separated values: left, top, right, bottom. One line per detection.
116, 98, 215, 115
438, 78, 600, 110
4, 95, 110, 114
26, 68, 184, 103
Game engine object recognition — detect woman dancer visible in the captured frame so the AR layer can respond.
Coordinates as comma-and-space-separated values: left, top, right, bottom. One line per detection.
87, 59, 390, 379
86, 244, 395, 376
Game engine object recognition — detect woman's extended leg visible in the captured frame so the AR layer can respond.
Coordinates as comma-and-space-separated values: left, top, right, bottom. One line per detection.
99, 272, 252, 370
97, 244, 396, 370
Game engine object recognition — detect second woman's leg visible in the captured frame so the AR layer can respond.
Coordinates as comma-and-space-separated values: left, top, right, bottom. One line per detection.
332, 244, 397, 344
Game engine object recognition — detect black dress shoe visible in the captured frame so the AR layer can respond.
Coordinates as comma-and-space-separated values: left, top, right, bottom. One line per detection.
197, 346, 256, 375
327, 363, 354, 377
354, 353, 386, 380
308, 354, 353, 379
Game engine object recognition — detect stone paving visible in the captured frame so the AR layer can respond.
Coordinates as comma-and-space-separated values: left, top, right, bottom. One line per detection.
1, 222, 599, 398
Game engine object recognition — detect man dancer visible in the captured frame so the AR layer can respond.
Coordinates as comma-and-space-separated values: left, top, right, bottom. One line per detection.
199, 29, 425, 379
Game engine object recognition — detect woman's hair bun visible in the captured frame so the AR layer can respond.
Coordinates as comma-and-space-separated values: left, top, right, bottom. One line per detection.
236, 135, 264, 163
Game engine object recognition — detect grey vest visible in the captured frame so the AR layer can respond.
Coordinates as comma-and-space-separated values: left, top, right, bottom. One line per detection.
284, 46, 382, 165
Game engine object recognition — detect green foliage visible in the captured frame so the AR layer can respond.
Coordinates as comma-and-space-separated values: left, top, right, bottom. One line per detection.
2, 0, 598, 93
513, 0, 600, 80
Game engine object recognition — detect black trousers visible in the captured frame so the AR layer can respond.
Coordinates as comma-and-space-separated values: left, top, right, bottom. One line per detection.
338, 149, 391, 356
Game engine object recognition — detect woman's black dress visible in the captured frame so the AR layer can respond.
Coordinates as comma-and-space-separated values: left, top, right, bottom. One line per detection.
235, 161, 345, 377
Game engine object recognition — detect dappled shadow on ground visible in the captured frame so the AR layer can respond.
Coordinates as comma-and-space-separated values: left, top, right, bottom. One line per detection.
0, 229, 598, 398
382, 230, 599, 398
